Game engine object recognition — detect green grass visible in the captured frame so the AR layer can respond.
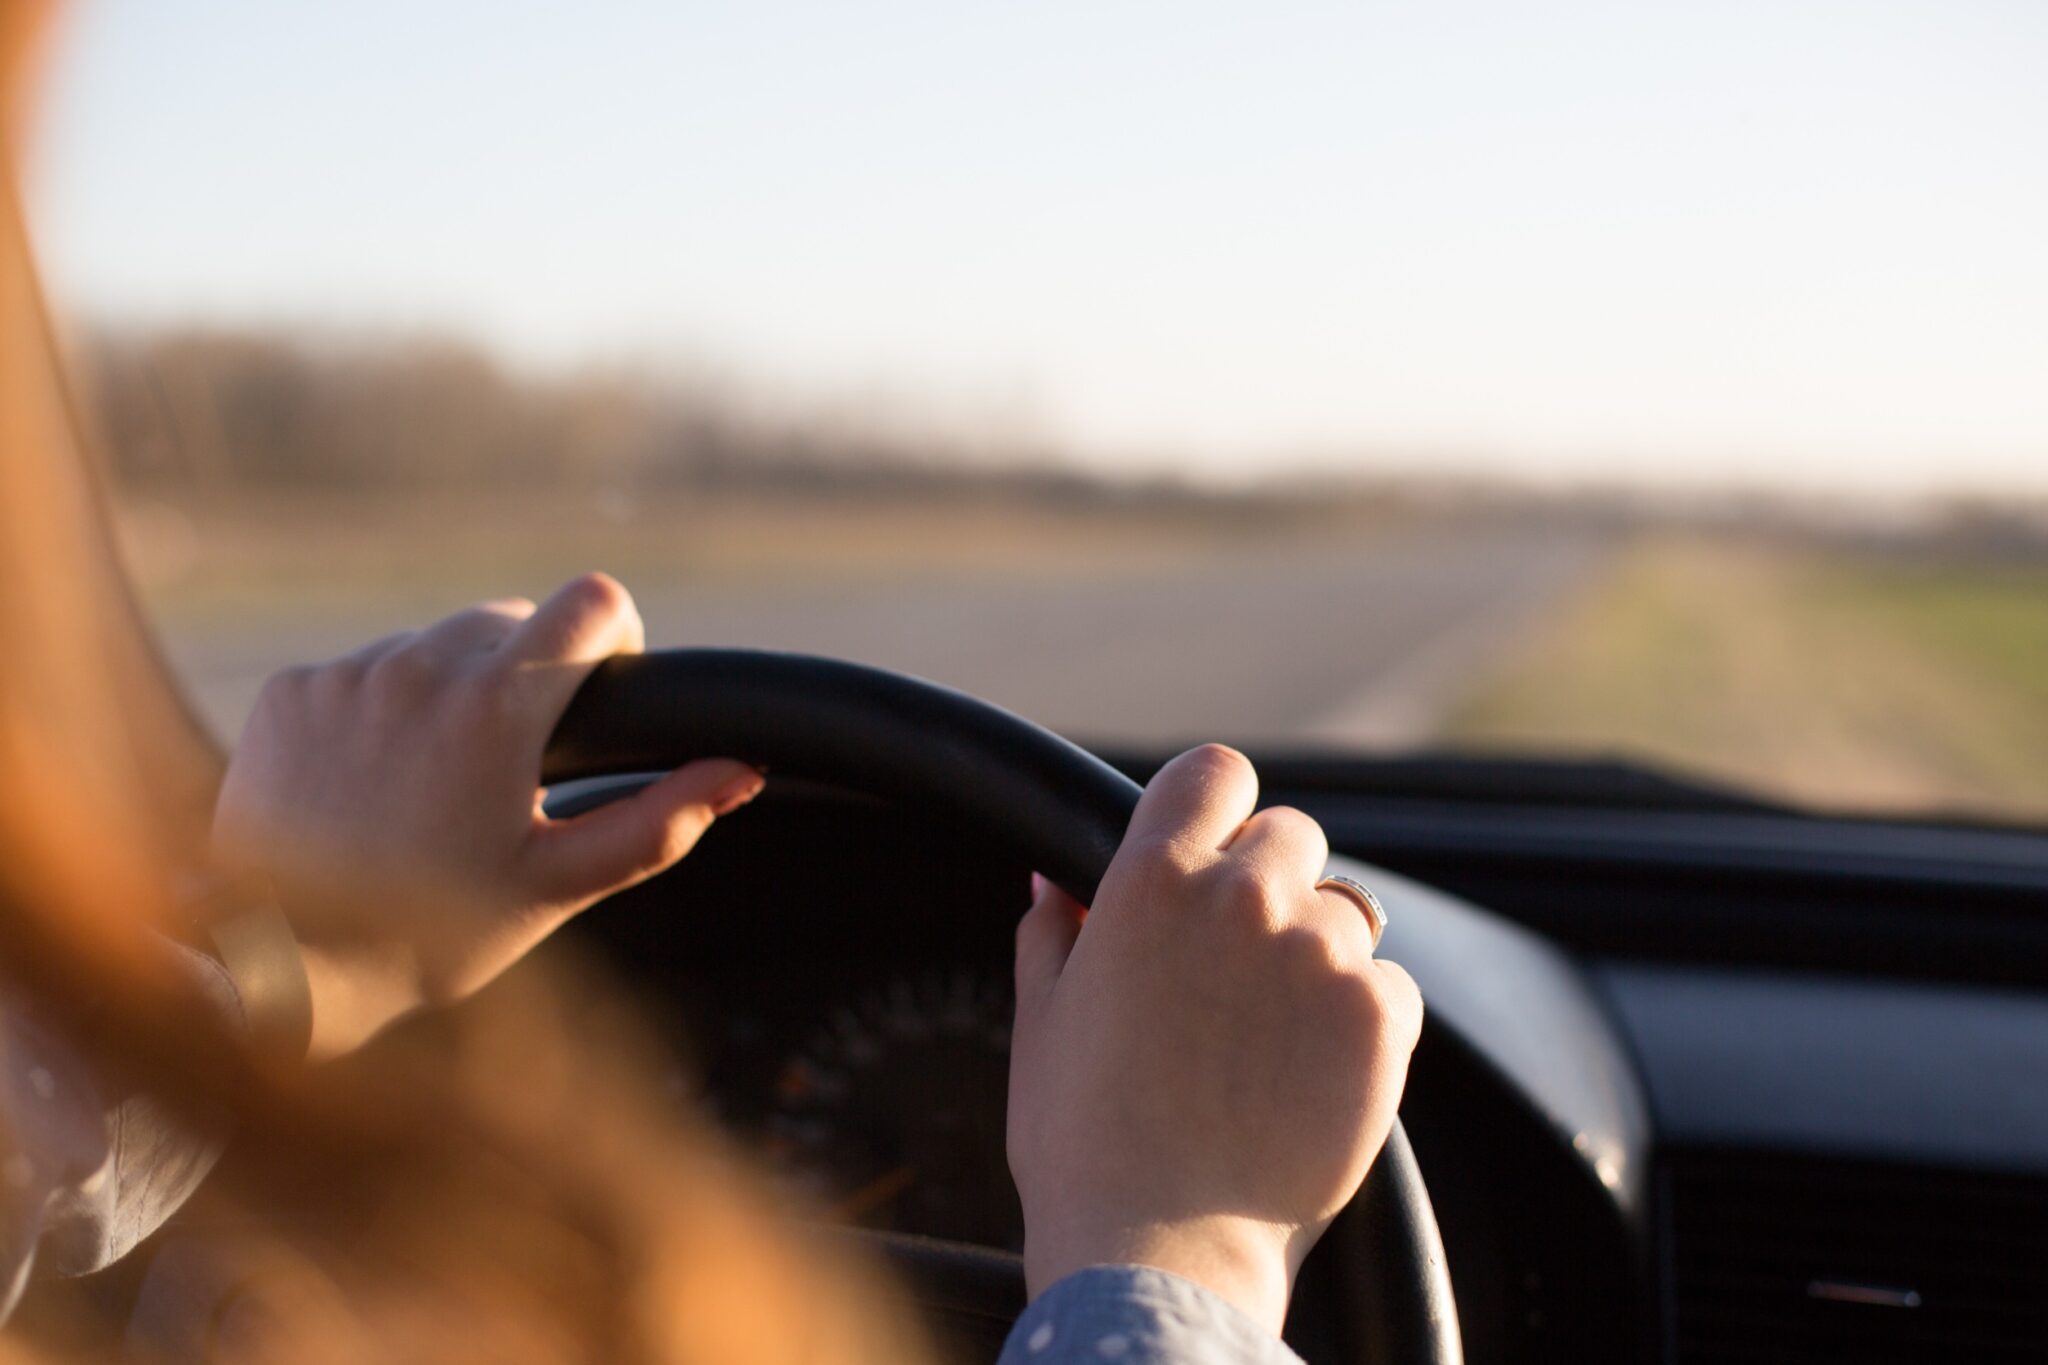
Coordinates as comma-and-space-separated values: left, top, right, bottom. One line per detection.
1820, 567, 2048, 709
1449, 537, 2048, 823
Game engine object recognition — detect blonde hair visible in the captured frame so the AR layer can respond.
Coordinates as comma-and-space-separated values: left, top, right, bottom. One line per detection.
1, 10, 929, 1360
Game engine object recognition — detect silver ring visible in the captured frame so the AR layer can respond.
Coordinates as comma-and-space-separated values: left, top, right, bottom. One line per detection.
1315, 874, 1388, 948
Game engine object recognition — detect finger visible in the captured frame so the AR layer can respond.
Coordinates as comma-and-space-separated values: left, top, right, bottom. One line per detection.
501, 573, 645, 670
491, 573, 646, 726
1317, 894, 1382, 960
522, 758, 763, 906
1014, 872, 1084, 1031
1222, 805, 1329, 886
1300, 893, 1382, 971
1125, 744, 1260, 861
411, 598, 537, 665
1371, 958, 1425, 1053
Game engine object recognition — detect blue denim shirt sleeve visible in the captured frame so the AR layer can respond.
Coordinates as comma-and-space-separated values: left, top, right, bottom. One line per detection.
998, 1266, 1306, 1365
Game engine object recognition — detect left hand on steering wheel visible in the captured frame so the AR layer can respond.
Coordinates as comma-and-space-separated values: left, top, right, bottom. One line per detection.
210, 572, 763, 1060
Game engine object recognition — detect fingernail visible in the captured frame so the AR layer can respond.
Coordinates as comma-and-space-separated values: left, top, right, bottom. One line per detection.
1030, 872, 1049, 900
710, 773, 766, 815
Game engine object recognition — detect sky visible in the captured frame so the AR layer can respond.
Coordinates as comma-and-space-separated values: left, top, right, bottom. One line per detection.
24, 0, 2048, 494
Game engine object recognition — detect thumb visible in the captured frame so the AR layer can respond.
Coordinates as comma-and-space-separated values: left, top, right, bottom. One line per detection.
1014, 872, 1084, 1031
526, 759, 764, 906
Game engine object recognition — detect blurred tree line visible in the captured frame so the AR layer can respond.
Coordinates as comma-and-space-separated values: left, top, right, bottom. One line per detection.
78, 327, 1079, 496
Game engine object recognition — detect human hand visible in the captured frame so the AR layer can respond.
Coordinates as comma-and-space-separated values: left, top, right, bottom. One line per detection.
211, 573, 763, 1061
1006, 745, 1423, 1333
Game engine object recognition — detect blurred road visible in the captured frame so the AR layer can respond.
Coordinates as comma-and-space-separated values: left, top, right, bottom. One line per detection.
160, 526, 1606, 751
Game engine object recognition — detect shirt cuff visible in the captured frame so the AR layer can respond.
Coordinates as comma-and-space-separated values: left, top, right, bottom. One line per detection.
998, 1265, 1305, 1365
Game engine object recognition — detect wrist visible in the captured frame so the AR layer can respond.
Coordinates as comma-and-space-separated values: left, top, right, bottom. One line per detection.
298, 937, 427, 1062
1024, 1214, 1294, 1334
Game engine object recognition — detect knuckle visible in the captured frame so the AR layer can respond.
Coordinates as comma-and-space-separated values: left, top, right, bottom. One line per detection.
532, 573, 644, 660
1211, 857, 1285, 928
364, 642, 437, 698
259, 661, 357, 718
1373, 961, 1426, 1045
1123, 830, 1200, 884
256, 664, 313, 710
1324, 963, 1394, 1037
1271, 923, 1352, 996
442, 667, 520, 732
1214, 855, 1267, 899
443, 605, 498, 637
1343, 962, 1428, 1054
563, 570, 635, 622
1262, 804, 1322, 839
1272, 921, 1397, 1024
1258, 805, 1329, 861
311, 660, 367, 709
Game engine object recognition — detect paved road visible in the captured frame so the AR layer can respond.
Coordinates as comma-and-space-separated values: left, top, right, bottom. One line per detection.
160, 526, 1606, 751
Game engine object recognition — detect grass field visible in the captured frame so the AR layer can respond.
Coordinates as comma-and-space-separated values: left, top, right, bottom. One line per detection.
1450, 536, 2048, 822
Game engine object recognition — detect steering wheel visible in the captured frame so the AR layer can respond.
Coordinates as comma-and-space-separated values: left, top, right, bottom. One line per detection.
542, 649, 1462, 1364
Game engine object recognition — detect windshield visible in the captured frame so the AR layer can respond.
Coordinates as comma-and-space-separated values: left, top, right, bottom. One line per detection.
27, 2, 2048, 824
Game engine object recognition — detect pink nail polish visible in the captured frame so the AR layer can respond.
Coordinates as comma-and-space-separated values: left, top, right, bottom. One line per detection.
1030, 872, 1049, 900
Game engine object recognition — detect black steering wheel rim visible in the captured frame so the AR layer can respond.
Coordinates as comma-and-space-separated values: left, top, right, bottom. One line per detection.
543, 648, 1461, 1364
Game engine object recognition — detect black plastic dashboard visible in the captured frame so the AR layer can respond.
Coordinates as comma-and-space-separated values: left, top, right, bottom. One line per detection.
557, 758, 2048, 1364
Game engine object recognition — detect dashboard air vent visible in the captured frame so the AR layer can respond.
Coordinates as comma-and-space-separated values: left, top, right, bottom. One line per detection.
1663, 1152, 2048, 1364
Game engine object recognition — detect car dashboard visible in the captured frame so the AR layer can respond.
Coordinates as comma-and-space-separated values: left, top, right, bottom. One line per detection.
558, 760, 2048, 1365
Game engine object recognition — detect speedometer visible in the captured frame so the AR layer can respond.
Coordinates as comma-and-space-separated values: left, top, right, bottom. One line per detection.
765, 970, 1022, 1250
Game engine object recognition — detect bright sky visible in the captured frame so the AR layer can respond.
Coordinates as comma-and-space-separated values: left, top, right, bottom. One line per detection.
25, 0, 2048, 493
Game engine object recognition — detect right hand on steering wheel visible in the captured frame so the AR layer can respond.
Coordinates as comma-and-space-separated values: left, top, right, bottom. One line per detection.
1007, 743, 1425, 1333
